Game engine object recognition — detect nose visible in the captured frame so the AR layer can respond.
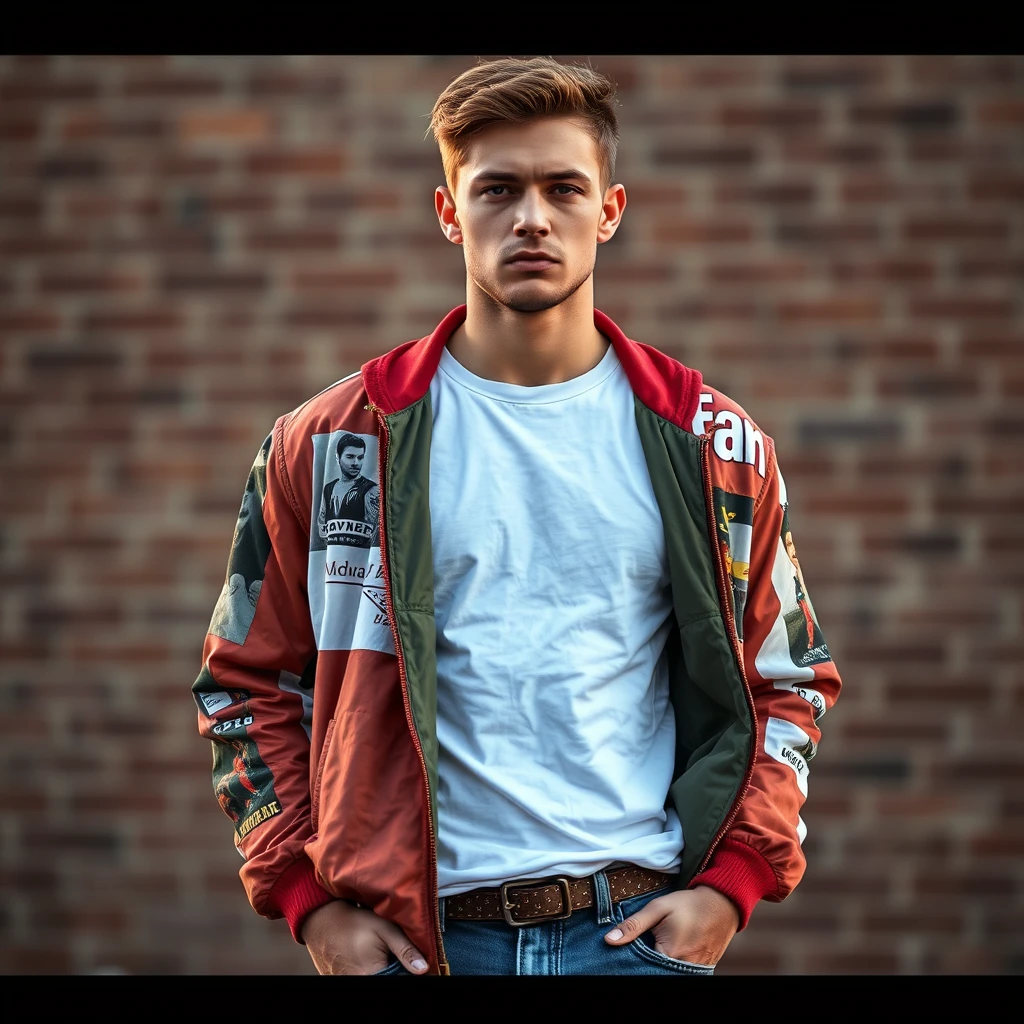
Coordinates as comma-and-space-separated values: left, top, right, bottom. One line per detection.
513, 189, 550, 237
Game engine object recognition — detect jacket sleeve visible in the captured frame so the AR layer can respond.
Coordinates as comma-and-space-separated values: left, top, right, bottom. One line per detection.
688, 439, 842, 928
192, 418, 335, 937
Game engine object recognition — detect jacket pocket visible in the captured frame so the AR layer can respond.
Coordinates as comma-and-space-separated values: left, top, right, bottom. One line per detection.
311, 717, 336, 833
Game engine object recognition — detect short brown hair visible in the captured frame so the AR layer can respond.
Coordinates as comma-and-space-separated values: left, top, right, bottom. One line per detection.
428, 56, 620, 190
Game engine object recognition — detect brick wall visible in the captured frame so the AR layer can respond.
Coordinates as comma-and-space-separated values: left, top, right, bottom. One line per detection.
1, 54, 1021, 975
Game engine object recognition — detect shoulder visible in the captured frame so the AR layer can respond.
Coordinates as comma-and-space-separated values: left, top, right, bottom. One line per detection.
693, 383, 778, 494
279, 370, 373, 438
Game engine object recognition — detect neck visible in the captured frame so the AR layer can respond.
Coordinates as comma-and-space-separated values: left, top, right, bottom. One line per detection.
447, 279, 608, 386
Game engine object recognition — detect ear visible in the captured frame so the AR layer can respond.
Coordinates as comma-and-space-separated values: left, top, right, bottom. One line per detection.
596, 183, 627, 244
435, 186, 463, 245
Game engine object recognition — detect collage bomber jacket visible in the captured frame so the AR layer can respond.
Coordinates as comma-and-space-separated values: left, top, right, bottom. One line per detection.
193, 305, 843, 975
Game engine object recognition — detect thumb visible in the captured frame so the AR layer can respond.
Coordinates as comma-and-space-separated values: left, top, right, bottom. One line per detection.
380, 924, 430, 975
604, 904, 657, 946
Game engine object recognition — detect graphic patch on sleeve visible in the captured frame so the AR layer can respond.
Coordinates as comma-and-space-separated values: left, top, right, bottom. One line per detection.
209, 433, 273, 646
692, 393, 766, 478
765, 717, 815, 797
196, 686, 251, 718
209, 715, 282, 841
713, 487, 753, 640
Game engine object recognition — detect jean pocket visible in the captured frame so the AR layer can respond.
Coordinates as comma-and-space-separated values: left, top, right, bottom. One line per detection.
629, 933, 715, 975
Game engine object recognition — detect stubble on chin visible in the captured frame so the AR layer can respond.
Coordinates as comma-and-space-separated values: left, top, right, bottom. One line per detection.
475, 264, 595, 315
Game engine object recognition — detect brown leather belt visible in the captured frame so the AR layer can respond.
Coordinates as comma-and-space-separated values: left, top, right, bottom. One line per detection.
444, 866, 673, 927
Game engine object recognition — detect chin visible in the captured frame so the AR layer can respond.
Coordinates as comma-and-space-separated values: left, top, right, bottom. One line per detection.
493, 282, 583, 314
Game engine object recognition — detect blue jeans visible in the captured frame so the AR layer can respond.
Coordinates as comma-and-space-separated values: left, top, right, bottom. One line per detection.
374, 870, 716, 976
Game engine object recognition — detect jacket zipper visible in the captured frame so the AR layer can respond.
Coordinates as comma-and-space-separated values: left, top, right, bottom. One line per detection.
371, 404, 449, 975
697, 429, 758, 873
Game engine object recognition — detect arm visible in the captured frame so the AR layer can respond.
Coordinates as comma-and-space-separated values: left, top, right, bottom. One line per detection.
194, 422, 430, 974
686, 442, 843, 927
193, 423, 335, 934
606, 442, 842, 963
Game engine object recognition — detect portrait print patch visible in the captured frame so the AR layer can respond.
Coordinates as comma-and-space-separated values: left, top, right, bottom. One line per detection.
307, 430, 395, 655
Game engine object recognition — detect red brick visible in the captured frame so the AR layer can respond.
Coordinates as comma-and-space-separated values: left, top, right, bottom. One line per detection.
38, 271, 145, 294
304, 187, 401, 213
783, 139, 885, 164
849, 101, 958, 129
177, 109, 272, 142
652, 218, 754, 244
0, 309, 63, 331
840, 719, 950, 744
0, 232, 90, 257
874, 792, 984, 818
0, 76, 99, 102
705, 258, 811, 284
976, 100, 1024, 125
778, 297, 882, 323
246, 148, 345, 176
0, 114, 42, 141
915, 871, 1017, 897
957, 257, 1024, 280
60, 111, 166, 141
909, 139, 1018, 162
245, 70, 345, 99
246, 227, 340, 253
720, 103, 822, 129
122, 74, 224, 99
831, 257, 936, 283
750, 372, 852, 400
776, 219, 880, 244
656, 60, 764, 90
878, 370, 980, 398
904, 216, 1009, 242
863, 910, 963, 935
780, 56, 889, 90
909, 297, 1015, 320
960, 332, 1024, 359
81, 308, 184, 331
909, 55, 1019, 86
839, 174, 956, 204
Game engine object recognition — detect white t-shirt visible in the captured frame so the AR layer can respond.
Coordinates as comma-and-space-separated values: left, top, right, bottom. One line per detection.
428, 343, 683, 897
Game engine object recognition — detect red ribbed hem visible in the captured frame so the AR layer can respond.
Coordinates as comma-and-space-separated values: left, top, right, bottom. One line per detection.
272, 857, 338, 943
687, 838, 778, 930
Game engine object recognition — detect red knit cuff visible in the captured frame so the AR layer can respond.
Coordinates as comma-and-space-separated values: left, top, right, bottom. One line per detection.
271, 857, 338, 943
687, 838, 778, 930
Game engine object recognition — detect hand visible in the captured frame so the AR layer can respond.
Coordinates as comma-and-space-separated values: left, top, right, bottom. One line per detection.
603, 885, 740, 966
300, 900, 430, 976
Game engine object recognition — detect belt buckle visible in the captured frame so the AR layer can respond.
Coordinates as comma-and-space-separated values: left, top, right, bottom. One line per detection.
501, 876, 573, 927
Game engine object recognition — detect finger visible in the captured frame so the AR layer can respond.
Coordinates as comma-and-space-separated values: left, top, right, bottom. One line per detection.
604, 901, 662, 945
380, 924, 429, 974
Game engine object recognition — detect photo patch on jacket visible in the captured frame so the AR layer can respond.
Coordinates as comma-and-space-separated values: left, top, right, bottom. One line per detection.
778, 503, 830, 668
713, 487, 753, 641
307, 430, 395, 655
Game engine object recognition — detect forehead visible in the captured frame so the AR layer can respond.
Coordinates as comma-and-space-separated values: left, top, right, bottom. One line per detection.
457, 116, 601, 185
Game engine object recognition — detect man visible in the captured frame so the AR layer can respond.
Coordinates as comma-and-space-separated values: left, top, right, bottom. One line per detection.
193, 56, 842, 976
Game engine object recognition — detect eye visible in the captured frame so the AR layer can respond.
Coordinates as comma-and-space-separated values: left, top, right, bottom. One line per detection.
552, 185, 581, 195
483, 185, 511, 196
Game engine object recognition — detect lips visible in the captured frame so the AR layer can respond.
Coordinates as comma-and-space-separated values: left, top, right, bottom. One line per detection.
505, 251, 559, 270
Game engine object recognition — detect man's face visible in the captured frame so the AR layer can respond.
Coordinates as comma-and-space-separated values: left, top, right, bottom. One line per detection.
339, 446, 364, 480
436, 116, 623, 313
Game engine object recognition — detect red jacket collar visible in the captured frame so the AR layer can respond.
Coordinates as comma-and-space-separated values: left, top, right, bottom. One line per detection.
362, 305, 702, 431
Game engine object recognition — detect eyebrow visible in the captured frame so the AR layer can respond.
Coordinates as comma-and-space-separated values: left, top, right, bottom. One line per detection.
470, 169, 593, 187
